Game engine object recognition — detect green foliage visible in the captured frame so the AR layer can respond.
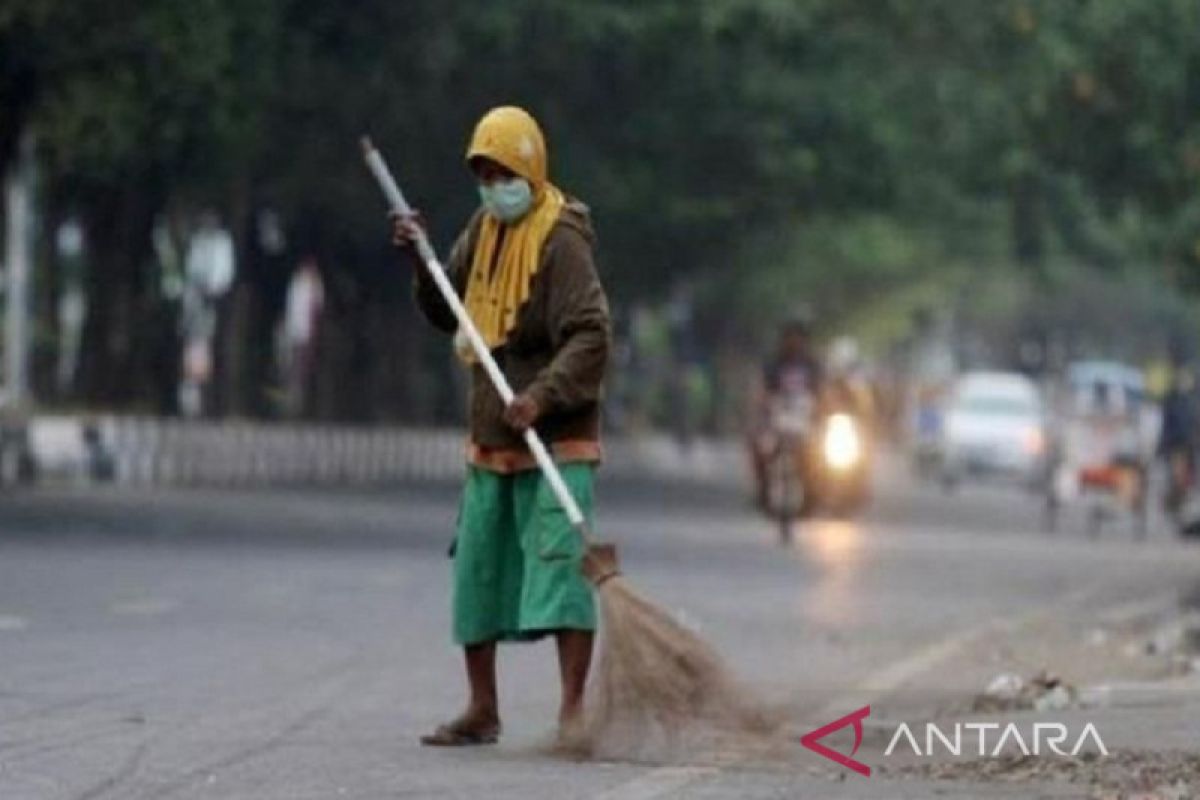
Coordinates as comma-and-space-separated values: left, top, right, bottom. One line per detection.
3, 0, 1200, 417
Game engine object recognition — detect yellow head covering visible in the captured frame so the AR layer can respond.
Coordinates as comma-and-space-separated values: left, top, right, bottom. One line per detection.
459, 106, 566, 361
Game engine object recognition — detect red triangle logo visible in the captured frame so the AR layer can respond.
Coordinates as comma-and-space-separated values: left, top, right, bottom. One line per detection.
800, 705, 872, 777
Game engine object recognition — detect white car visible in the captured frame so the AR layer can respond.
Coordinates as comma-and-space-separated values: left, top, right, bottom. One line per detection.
939, 371, 1048, 489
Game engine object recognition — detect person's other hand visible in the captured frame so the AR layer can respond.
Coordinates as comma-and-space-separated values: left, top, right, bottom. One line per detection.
503, 394, 540, 432
390, 210, 427, 250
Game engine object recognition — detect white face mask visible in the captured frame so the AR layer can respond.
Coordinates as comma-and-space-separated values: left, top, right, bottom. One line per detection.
478, 178, 534, 223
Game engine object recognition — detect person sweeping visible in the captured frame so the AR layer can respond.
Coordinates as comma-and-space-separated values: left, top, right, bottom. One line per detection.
370, 108, 771, 763
390, 106, 610, 747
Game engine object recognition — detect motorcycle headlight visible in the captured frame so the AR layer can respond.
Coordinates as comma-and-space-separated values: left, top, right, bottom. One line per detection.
823, 413, 862, 471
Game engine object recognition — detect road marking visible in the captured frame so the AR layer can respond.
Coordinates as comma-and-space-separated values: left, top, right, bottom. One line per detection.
590, 766, 720, 800
865, 526, 1200, 565
814, 584, 1105, 720
109, 598, 177, 617
859, 629, 982, 694
0, 613, 29, 631
1095, 593, 1180, 626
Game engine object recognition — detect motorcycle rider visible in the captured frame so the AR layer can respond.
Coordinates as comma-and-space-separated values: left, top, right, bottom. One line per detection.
748, 317, 824, 510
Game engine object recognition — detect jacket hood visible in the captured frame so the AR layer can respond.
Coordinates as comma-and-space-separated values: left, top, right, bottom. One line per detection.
466, 106, 549, 189
556, 196, 596, 245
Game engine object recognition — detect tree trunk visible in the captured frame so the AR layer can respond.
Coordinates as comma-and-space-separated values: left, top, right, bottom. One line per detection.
219, 203, 293, 420
364, 262, 427, 423
31, 179, 63, 404
76, 183, 167, 410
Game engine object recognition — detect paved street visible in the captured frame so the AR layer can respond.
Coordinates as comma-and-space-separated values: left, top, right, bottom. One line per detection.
2, 456, 1199, 799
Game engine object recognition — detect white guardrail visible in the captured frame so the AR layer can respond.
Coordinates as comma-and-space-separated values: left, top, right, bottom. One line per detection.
2, 416, 744, 489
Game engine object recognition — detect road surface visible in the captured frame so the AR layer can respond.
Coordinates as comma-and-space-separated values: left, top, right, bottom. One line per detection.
2, 456, 1198, 798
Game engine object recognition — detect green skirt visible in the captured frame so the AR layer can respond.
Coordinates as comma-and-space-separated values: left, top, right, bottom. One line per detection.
452, 463, 597, 645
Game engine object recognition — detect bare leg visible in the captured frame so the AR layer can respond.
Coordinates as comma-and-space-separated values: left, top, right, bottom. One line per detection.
420, 641, 500, 745
555, 629, 594, 727
464, 641, 500, 725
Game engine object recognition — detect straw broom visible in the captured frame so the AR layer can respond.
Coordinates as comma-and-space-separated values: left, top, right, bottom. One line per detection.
362, 138, 773, 759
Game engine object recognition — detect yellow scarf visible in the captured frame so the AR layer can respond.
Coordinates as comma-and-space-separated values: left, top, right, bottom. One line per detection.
462, 186, 565, 355
458, 106, 565, 362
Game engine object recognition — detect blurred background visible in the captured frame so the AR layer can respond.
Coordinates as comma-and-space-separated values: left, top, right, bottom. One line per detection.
2, 0, 1199, 442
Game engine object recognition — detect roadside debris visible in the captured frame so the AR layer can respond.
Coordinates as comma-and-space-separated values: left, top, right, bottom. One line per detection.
1140, 610, 1200, 675
1033, 683, 1073, 712
973, 670, 1077, 713
884, 750, 1199, 799
1151, 612, 1200, 653
982, 672, 1023, 703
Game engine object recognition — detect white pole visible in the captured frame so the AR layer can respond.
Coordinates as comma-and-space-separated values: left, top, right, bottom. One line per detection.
4, 132, 33, 410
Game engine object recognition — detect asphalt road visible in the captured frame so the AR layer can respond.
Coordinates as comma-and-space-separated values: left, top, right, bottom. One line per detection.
2, 456, 1199, 799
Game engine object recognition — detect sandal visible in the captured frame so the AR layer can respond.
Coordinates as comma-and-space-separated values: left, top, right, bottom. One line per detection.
420, 715, 501, 747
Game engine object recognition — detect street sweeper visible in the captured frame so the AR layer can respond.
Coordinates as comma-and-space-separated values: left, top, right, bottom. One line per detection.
389, 106, 610, 748
368, 109, 771, 762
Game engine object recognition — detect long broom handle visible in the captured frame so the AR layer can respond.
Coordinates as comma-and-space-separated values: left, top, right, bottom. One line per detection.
361, 137, 592, 538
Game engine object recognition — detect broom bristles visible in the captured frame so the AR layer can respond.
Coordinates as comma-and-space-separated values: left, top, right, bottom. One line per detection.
582, 574, 779, 761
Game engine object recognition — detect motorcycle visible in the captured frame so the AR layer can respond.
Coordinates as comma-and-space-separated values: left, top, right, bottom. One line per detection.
1043, 414, 1149, 538
761, 395, 871, 542
1076, 456, 1148, 538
